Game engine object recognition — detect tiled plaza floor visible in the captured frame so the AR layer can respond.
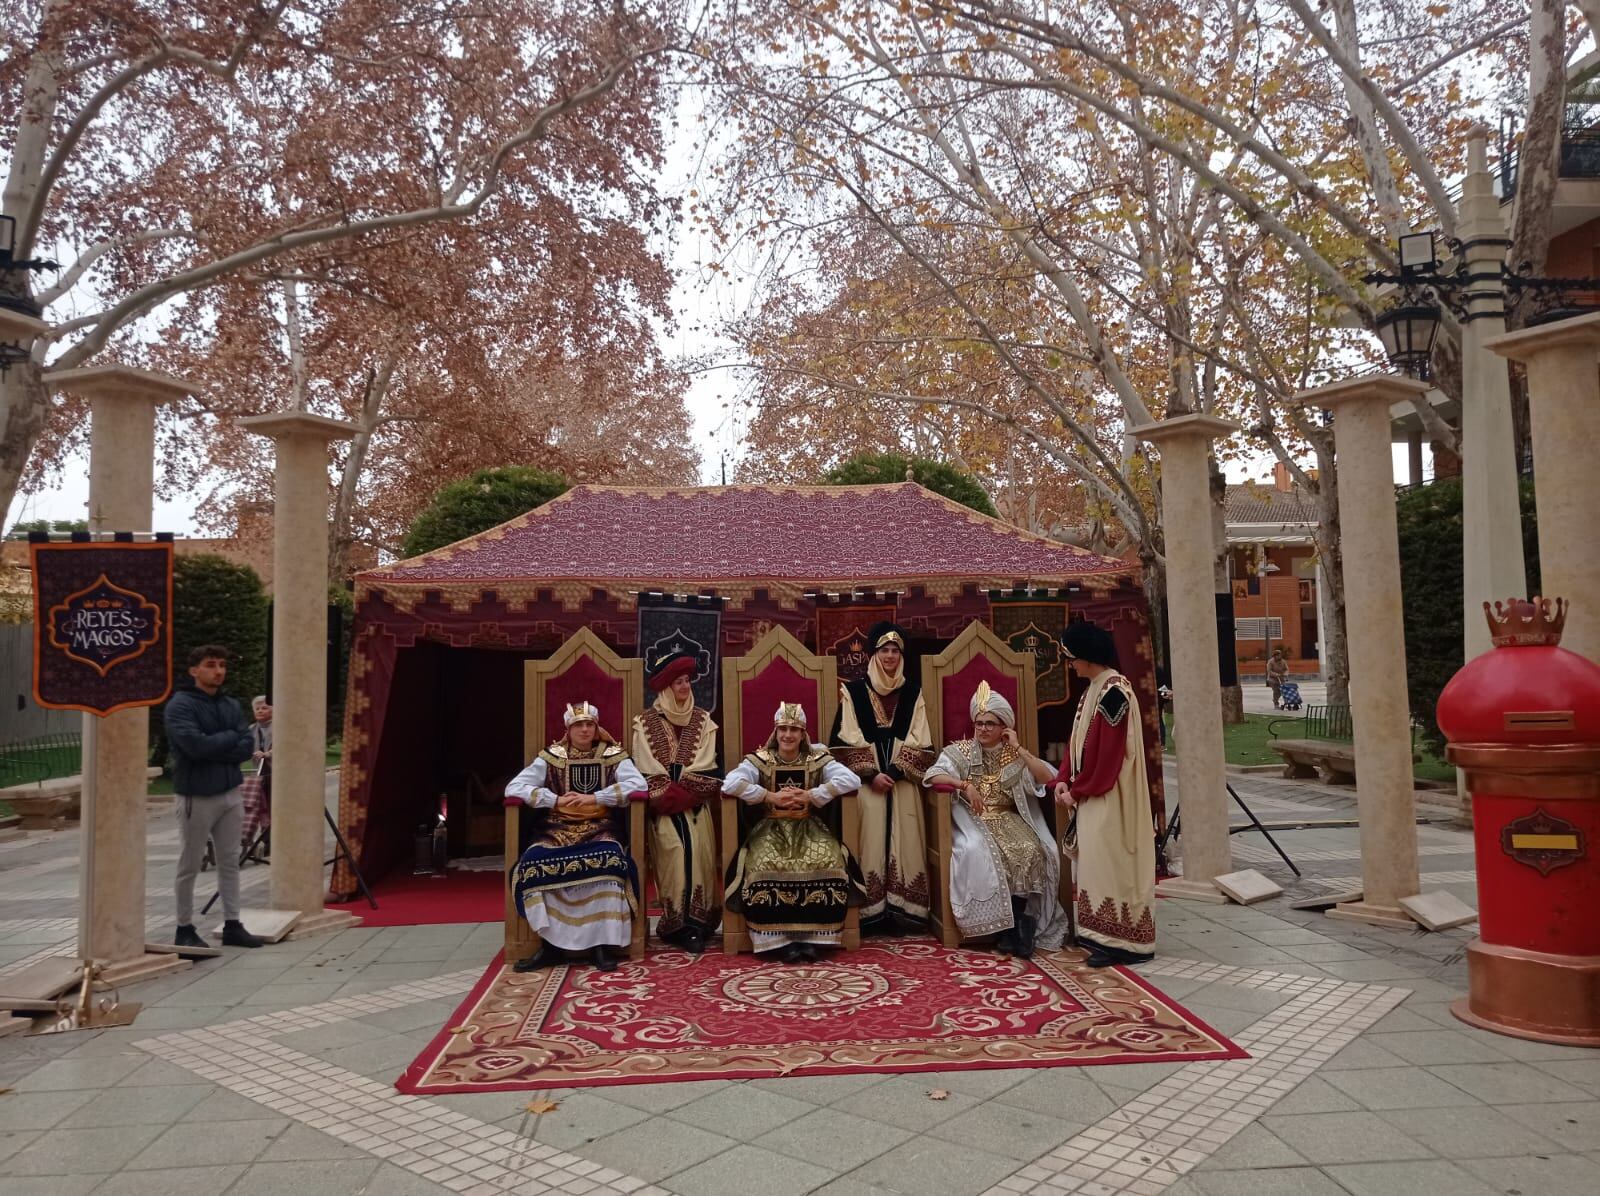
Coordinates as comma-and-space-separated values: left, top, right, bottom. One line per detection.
1, 771, 1595, 1196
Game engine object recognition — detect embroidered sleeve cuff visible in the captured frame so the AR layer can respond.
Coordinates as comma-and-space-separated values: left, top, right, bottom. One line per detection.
893, 745, 936, 782
832, 744, 877, 779
680, 771, 723, 800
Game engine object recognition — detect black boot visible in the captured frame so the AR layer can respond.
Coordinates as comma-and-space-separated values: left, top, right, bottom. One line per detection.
1014, 913, 1037, 959
992, 929, 1017, 954
174, 924, 210, 950
221, 921, 265, 949
590, 946, 619, 972
680, 925, 708, 955
513, 943, 567, 972
780, 943, 809, 964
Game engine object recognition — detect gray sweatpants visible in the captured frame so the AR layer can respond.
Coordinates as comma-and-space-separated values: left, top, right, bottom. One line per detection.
175, 788, 243, 926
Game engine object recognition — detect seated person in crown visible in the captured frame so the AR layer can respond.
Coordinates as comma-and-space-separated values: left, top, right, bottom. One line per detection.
631, 649, 723, 954
923, 682, 1068, 957
722, 702, 865, 963
505, 701, 646, 973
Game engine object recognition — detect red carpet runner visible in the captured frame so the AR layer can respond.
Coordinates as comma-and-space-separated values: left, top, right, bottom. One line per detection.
397, 940, 1244, 1093
328, 869, 503, 927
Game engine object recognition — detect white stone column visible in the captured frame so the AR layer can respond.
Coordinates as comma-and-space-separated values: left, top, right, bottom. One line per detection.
238, 412, 360, 936
43, 365, 193, 982
1133, 414, 1239, 902
1457, 124, 1529, 661
1297, 376, 1424, 927
1485, 313, 1600, 663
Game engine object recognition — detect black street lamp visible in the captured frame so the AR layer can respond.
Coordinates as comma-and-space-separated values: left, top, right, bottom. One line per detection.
1365, 228, 1600, 378
0, 213, 58, 374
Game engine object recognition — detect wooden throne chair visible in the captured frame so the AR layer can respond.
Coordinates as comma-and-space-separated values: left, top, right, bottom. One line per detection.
921, 620, 1040, 948
719, 625, 859, 954
503, 627, 648, 961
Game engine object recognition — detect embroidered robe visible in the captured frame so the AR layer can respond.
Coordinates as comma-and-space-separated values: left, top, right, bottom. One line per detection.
832, 677, 934, 921
1058, 671, 1156, 955
505, 743, 644, 951
631, 703, 722, 937
722, 745, 864, 952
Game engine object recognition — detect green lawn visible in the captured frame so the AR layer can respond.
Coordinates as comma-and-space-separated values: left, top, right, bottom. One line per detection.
1163, 711, 1454, 779
1163, 712, 1285, 766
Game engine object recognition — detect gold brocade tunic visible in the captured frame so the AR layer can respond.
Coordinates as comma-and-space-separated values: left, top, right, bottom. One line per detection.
971, 746, 1046, 897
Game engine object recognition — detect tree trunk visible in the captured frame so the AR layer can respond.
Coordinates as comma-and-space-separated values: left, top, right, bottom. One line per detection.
1209, 453, 1245, 724
1138, 542, 1169, 689
1312, 439, 1351, 709
1507, 0, 1566, 327
0, 363, 50, 523
328, 354, 396, 582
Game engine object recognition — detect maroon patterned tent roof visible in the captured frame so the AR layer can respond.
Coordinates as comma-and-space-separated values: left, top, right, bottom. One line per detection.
363, 483, 1130, 593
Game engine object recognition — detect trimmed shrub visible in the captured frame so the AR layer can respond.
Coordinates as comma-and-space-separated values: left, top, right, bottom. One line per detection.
401, 466, 569, 560
1397, 477, 1540, 753
821, 452, 997, 517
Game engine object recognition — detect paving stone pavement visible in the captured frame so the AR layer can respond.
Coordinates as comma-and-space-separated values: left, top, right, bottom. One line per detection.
1, 772, 1595, 1195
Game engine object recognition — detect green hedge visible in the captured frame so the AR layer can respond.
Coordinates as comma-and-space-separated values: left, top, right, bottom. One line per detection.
151, 554, 270, 768
1397, 478, 1540, 753
821, 452, 997, 517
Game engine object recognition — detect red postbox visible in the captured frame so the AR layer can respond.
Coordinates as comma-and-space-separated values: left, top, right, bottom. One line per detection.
1437, 596, 1600, 1046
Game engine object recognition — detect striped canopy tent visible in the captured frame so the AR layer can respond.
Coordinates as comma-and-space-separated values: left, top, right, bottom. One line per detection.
332, 483, 1162, 898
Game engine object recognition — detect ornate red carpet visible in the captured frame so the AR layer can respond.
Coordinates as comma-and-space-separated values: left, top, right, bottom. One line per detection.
396, 940, 1244, 1093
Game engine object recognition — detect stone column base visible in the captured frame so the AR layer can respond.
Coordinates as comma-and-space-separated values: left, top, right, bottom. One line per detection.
1326, 899, 1414, 929
1452, 938, 1600, 1047
95, 952, 191, 989
1155, 877, 1228, 904
284, 909, 363, 940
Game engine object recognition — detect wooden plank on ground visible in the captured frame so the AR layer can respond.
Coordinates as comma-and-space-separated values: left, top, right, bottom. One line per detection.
1400, 891, 1478, 931
0, 959, 82, 1007
1214, 869, 1285, 905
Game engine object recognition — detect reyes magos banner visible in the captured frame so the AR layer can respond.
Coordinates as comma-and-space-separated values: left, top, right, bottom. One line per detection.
31, 540, 174, 715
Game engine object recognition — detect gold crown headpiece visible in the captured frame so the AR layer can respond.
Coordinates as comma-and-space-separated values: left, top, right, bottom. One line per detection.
1484, 596, 1567, 648
563, 700, 600, 727
873, 629, 905, 649
773, 701, 808, 728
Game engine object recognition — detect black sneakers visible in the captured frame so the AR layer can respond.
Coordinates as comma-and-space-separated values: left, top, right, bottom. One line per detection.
174, 924, 210, 950
221, 920, 266, 949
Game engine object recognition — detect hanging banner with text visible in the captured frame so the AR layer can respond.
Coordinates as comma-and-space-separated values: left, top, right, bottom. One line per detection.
31, 540, 174, 715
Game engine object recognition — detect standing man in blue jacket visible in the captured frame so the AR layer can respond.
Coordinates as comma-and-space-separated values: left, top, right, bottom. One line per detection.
164, 645, 266, 949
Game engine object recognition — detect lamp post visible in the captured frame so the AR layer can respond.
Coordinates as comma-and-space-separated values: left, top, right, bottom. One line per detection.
1361, 127, 1600, 680
1261, 558, 1280, 671
0, 213, 58, 373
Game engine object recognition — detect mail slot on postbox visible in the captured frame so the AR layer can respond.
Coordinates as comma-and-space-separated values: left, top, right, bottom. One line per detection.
1437, 596, 1600, 1046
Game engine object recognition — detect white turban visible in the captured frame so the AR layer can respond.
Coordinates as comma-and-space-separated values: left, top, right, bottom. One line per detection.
563, 701, 599, 727
969, 681, 1015, 728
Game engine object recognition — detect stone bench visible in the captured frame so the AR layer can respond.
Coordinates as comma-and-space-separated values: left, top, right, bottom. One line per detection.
0, 768, 163, 829
1269, 739, 1357, 785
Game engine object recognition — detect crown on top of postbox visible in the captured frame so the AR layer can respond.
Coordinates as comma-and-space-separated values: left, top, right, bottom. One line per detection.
1484, 596, 1566, 648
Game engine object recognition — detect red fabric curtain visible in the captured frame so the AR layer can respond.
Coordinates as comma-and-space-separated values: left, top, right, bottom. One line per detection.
541, 655, 627, 747
738, 656, 822, 755
939, 657, 1021, 745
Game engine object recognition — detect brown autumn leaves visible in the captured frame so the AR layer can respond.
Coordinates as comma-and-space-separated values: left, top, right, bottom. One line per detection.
0, 1, 1565, 579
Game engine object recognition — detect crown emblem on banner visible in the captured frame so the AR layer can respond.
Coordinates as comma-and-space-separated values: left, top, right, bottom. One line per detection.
1484, 596, 1567, 647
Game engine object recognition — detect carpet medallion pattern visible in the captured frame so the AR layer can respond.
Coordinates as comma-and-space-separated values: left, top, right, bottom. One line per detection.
398, 940, 1243, 1093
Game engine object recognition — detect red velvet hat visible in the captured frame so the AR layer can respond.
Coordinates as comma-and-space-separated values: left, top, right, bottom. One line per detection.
647, 649, 699, 692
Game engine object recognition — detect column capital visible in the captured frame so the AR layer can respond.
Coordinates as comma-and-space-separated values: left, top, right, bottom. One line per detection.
43, 363, 193, 405
1129, 413, 1240, 445
1483, 311, 1600, 362
1295, 374, 1430, 411
0, 306, 49, 346
238, 411, 358, 441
